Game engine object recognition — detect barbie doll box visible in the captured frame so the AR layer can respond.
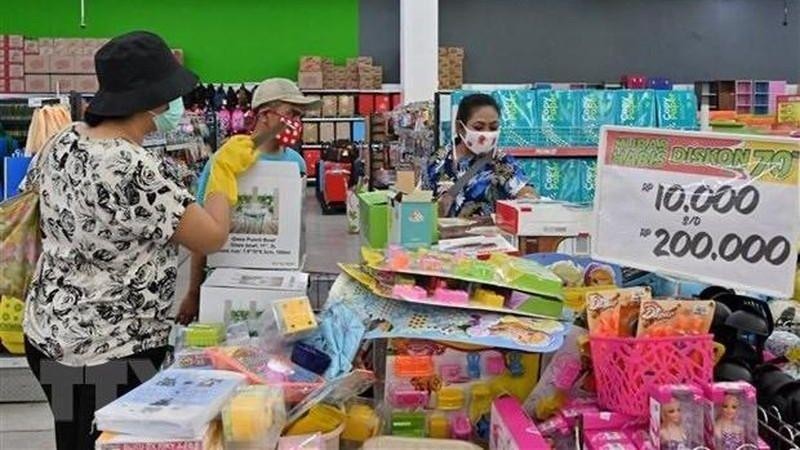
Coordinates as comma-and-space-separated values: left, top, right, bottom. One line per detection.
649, 384, 705, 450
208, 161, 304, 270
703, 382, 758, 450
199, 268, 309, 323
490, 396, 549, 450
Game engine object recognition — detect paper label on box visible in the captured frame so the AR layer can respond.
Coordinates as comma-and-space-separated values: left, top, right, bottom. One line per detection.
208, 162, 303, 269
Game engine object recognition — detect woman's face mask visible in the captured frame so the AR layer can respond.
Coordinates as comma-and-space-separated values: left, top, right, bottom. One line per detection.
150, 98, 184, 132
459, 120, 499, 155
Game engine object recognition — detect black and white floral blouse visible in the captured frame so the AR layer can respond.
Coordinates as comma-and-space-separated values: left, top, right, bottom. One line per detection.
22, 125, 194, 366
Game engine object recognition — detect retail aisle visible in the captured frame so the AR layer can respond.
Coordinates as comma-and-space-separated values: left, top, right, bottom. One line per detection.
0, 186, 357, 450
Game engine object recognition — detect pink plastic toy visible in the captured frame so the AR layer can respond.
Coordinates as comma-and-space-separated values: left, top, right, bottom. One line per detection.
538, 414, 569, 437
389, 388, 429, 409
582, 411, 641, 432
485, 354, 506, 376
490, 397, 549, 449
439, 363, 467, 383
419, 255, 444, 271
433, 287, 469, 305
586, 431, 628, 447
387, 246, 411, 270
392, 284, 427, 301
449, 412, 472, 440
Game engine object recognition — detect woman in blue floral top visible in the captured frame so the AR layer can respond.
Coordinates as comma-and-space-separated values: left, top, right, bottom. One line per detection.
427, 93, 536, 217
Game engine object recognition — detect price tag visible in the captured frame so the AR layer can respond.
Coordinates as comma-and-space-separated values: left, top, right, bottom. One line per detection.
777, 95, 800, 126
593, 126, 800, 297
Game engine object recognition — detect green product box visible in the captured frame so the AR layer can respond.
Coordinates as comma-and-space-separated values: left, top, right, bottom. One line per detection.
358, 190, 391, 249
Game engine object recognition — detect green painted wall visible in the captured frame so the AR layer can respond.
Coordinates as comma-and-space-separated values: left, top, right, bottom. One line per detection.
0, 0, 359, 82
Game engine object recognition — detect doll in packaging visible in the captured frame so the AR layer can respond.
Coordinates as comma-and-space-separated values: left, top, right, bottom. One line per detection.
650, 384, 704, 450
705, 382, 758, 450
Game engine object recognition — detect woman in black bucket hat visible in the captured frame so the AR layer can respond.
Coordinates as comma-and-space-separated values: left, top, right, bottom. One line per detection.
20, 31, 258, 450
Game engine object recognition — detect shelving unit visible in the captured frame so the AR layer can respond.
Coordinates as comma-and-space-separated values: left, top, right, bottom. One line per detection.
753, 80, 770, 115
735, 80, 753, 114
302, 117, 365, 122
768, 80, 787, 114
504, 147, 597, 158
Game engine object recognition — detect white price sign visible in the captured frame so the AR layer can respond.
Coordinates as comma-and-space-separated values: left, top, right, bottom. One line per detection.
593, 126, 800, 297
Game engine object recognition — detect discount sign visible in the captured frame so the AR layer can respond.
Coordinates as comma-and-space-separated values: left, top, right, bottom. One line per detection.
593, 126, 800, 297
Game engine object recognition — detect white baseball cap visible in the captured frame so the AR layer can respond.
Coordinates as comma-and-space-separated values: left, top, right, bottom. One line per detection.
252, 78, 320, 110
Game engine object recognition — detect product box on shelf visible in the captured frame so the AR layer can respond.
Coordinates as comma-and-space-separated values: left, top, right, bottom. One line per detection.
300, 55, 322, 72
50, 75, 76, 92
649, 384, 705, 450
24, 54, 50, 74
298, 71, 323, 90
655, 90, 698, 130
7, 78, 24, 93
5, 63, 24, 79
496, 199, 592, 237
207, 161, 304, 270
74, 54, 95, 74
0, 35, 24, 49
50, 54, 76, 74
390, 191, 436, 249
23, 39, 39, 55
490, 396, 548, 450
24, 74, 50, 93
536, 89, 579, 146
617, 89, 656, 127
576, 90, 619, 145
198, 268, 309, 323
74, 74, 98, 93
7, 49, 23, 64
703, 382, 758, 450
358, 190, 390, 249
321, 95, 338, 117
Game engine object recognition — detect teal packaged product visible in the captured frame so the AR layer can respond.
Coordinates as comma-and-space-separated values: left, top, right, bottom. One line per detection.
493, 89, 538, 147
581, 159, 597, 204
537, 159, 566, 200
617, 89, 656, 127
517, 158, 542, 192
536, 90, 578, 146
576, 90, 619, 145
390, 194, 436, 248
656, 90, 699, 130
557, 159, 584, 203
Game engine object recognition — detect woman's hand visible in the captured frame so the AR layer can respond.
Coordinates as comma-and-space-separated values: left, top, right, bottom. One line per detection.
175, 288, 200, 325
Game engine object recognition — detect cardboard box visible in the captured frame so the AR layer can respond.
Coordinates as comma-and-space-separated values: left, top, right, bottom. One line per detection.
207, 161, 304, 270
74, 55, 95, 74
302, 122, 319, 143
50, 75, 76, 92
299, 56, 322, 72
1, 35, 24, 49
7, 64, 23, 79
321, 95, 338, 117
490, 397, 549, 450
23, 39, 39, 55
390, 191, 436, 248
319, 122, 335, 142
358, 191, 390, 248
297, 71, 323, 90
7, 49, 23, 64
0, 78, 6, 93
337, 95, 355, 116
25, 75, 50, 93
199, 268, 309, 323
335, 121, 351, 140
305, 102, 321, 118
495, 199, 592, 237
24, 54, 50, 73
50, 55, 76, 73
74, 75, 99, 92
8, 78, 24, 93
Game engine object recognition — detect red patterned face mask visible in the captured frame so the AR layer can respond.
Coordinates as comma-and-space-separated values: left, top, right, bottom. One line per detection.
276, 115, 303, 147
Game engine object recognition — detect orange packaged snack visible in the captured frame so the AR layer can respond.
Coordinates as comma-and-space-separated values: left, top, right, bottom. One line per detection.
636, 299, 715, 337
586, 287, 650, 337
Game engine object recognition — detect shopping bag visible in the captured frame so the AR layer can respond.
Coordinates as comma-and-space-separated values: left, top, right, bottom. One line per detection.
0, 190, 41, 299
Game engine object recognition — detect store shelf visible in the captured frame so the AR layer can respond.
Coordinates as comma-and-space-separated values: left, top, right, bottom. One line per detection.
301, 89, 401, 94
504, 146, 597, 157
302, 117, 365, 122
301, 144, 323, 149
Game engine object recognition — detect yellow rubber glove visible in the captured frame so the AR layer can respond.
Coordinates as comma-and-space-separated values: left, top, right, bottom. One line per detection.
204, 135, 259, 205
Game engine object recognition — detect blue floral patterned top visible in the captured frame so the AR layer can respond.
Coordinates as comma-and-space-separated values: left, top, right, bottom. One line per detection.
426, 145, 529, 217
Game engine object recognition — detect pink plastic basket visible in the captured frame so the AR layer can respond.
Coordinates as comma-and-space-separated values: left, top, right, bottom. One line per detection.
589, 334, 714, 416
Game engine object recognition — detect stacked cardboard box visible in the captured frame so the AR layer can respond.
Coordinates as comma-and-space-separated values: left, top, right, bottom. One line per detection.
0, 35, 25, 93
297, 55, 382, 90
439, 47, 464, 90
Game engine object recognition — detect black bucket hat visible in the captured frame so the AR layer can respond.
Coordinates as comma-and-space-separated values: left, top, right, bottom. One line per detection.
86, 31, 198, 116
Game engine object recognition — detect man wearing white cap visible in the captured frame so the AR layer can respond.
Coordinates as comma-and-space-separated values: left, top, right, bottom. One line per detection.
178, 78, 319, 323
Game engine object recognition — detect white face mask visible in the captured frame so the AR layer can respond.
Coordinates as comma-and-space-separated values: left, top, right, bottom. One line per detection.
458, 121, 499, 155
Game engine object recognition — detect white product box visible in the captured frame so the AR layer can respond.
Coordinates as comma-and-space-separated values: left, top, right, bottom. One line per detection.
495, 199, 592, 237
208, 161, 304, 270
199, 268, 309, 323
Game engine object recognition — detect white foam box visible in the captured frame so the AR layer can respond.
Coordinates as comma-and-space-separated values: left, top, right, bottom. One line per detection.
208, 161, 304, 270
495, 199, 592, 237
199, 268, 309, 322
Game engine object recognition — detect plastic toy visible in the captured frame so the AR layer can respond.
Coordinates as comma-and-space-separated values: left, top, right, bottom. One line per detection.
485, 354, 506, 376
393, 355, 434, 377
466, 353, 481, 379
428, 413, 450, 439
341, 403, 379, 444
450, 412, 472, 440
506, 352, 524, 377
389, 387, 429, 409
285, 404, 345, 436
391, 411, 426, 437
274, 297, 317, 341
469, 383, 492, 422
472, 288, 505, 308
433, 287, 469, 305
387, 246, 411, 271
392, 284, 428, 300
419, 255, 444, 271
222, 385, 285, 447
437, 386, 465, 410
440, 363, 467, 383
184, 323, 225, 348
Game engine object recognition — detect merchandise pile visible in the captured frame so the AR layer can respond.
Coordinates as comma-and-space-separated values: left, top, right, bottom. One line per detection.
298, 55, 383, 90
